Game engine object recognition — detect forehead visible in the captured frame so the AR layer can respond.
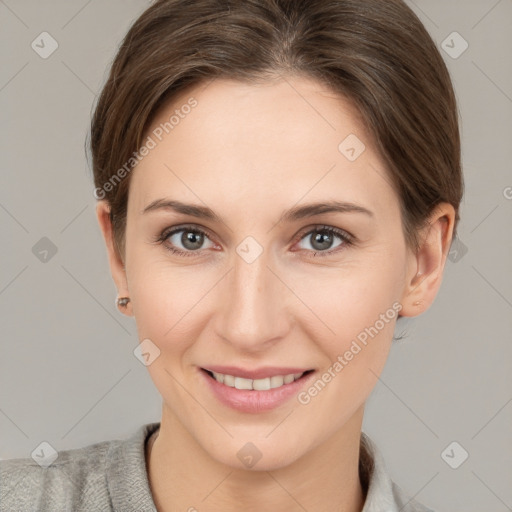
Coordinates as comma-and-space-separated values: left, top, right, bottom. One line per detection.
129, 77, 399, 220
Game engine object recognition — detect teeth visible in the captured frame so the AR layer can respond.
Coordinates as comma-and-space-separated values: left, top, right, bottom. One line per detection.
234, 377, 253, 390
223, 374, 235, 387
253, 378, 270, 391
283, 374, 295, 384
210, 371, 305, 390
270, 375, 285, 388
212, 372, 224, 384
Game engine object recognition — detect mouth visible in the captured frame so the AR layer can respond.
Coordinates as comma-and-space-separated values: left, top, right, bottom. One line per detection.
199, 367, 316, 413
201, 368, 315, 390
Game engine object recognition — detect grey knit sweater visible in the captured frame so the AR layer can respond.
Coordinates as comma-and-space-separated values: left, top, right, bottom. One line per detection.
0, 422, 435, 511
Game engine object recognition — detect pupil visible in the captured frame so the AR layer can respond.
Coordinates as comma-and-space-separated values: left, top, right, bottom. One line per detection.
312, 231, 332, 251
183, 231, 203, 250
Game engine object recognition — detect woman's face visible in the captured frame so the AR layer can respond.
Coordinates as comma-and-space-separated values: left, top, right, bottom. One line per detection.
109, 76, 424, 469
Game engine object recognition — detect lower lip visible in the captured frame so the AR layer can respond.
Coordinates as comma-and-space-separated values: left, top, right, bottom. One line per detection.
200, 368, 315, 413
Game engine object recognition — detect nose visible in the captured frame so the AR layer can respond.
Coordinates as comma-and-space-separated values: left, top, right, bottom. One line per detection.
213, 246, 292, 353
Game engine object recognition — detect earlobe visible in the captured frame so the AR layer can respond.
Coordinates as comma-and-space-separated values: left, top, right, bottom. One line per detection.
96, 201, 133, 317
399, 203, 456, 318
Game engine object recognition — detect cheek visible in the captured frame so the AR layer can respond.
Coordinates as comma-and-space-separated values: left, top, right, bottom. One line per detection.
130, 268, 202, 347
289, 251, 405, 354
127, 264, 202, 407
125, 242, 196, 352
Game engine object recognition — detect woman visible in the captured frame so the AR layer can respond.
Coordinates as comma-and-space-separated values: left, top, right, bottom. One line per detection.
0, 0, 462, 510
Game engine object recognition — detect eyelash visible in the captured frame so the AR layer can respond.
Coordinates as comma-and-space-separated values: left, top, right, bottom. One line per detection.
154, 224, 355, 259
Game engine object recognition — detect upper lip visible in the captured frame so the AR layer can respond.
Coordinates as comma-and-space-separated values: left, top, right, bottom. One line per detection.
202, 365, 313, 380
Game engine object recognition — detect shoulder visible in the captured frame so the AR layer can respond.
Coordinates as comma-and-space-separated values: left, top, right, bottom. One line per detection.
391, 482, 437, 512
0, 422, 160, 512
0, 437, 115, 512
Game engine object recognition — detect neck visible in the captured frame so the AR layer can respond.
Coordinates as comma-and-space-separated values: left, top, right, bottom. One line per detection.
146, 406, 366, 512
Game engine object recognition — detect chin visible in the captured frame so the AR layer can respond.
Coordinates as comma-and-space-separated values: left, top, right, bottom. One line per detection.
203, 434, 307, 472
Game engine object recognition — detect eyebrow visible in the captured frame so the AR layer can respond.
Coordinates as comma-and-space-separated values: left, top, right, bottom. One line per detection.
141, 199, 374, 222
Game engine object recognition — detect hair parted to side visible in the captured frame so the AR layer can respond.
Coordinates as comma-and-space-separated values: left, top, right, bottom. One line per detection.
90, 0, 463, 261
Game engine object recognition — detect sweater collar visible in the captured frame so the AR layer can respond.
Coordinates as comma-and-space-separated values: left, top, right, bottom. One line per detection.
107, 421, 160, 511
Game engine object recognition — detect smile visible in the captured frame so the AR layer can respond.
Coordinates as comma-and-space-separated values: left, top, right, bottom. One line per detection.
207, 370, 307, 390
200, 367, 316, 413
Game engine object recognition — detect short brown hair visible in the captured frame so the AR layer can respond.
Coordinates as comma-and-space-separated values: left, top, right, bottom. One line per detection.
90, 0, 463, 259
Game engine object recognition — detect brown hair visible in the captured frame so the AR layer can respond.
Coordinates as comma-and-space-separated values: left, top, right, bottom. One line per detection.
90, 0, 463, 260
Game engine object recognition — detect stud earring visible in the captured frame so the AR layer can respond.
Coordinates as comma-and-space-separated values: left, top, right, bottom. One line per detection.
116, 297, 131, 308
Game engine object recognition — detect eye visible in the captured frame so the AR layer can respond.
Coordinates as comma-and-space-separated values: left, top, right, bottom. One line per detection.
293, 225, 354, 257
156, 225, 216, 257
154, 224, 354, 258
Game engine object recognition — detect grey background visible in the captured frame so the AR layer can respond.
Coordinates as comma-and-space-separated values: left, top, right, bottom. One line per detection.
1, 1, 511, 510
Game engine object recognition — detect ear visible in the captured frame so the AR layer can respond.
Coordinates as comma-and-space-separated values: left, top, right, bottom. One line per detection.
399, 202, 456, 318
96, 201, 133, 317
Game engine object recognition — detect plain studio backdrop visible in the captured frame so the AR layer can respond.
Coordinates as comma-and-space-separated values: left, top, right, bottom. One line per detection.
1, 1, 511, 511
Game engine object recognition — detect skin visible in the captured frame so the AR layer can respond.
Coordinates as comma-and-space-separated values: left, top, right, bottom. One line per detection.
96, 76, 455, 511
